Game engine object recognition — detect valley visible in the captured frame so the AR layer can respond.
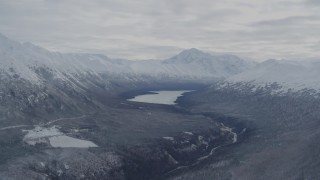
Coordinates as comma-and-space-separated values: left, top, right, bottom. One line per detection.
0, 33, 320, 179
169, 85, 320, 179
0, 87, 247, 180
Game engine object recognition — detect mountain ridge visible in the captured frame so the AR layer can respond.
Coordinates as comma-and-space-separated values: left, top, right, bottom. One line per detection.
226, 59, 320, 93
5, 33, 320, 94
0, 33, 253, 83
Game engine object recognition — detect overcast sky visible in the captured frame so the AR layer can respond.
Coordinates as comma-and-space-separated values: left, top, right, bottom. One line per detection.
0, 0, 319, 61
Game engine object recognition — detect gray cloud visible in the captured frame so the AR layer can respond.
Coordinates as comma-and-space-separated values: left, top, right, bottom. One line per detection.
252, 16, 319, 27
0, 0, 319, 61
305, 0, 320, 5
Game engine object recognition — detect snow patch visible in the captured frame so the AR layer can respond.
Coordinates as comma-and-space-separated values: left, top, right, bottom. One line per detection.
183, 131, 193, 135
163, 137, 174, 141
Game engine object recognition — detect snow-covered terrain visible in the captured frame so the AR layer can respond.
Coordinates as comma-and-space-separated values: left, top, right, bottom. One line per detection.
0, 33, 252, 85
225, 59, 320, 94
3, 32, 320, 180
3, 32, 320, 98
129, 48, 254, 79
0, 33, 256, 128
0, 33, 131, 85
23, 126, 98, 148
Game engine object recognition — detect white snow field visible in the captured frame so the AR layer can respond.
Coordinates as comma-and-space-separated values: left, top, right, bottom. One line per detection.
227, 59, 320, 93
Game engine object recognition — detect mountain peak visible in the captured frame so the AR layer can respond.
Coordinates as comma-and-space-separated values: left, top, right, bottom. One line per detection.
165, 48, 212, 64
178, 48, 208, 57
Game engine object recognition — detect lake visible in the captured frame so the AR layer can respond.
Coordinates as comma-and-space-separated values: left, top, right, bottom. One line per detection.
23, 126, 98, 148
127, 90, 193, 105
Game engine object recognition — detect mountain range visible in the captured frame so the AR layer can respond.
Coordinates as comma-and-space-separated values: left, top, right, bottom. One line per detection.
0, 33, 252, 84
2, 33, 320, 95
227, 59, 320, 93
1, 33, 320, 180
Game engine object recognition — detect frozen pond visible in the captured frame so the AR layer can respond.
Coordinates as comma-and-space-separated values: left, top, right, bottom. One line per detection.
49, 135, 98, 148
23, 126, 98, 148
127, 90, 193, 105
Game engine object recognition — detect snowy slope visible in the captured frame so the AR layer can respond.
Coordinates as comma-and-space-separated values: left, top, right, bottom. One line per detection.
130, 48, 253, 79
4, 32, 320, 95
0, 33, 252, 84
0, 33, 129, 85
227, 59, 320, 92
0, 35, 255, 84
0, 33, 258, 127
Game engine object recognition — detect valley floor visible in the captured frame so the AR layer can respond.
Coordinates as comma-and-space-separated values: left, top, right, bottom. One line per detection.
1, 86, 319, 180
169, 87, 320, 180
0, 88, 246, 180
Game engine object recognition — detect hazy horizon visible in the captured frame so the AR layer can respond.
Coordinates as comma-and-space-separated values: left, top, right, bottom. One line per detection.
0, 0, 319, 61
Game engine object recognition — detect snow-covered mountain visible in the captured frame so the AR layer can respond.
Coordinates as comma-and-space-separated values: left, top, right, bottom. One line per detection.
0, 33, 252, 85
3, 32, 320, 97
0, 33, 138, 84
226, 59, 320, 93
129, 48, 253, 79
0, 33, 256, 123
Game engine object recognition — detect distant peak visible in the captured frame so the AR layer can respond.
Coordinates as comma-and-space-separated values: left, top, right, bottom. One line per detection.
163, 48, 213, 64
179, 48, 206, 55
176, 48, 211, 59
186, 48, 202, 52
261, 59, 278, 64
